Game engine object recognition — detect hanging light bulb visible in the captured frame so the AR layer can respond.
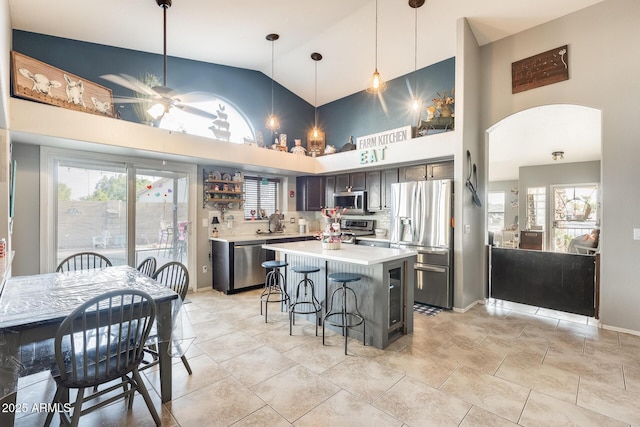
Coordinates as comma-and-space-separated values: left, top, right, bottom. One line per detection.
265, 33, 280, 130
366, 0, 387, 93
409, 0, 425, 110
311, 52, 323, 138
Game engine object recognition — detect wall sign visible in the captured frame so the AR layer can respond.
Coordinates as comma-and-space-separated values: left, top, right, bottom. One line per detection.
356, 125, 411, 164
511, 45, 569, 94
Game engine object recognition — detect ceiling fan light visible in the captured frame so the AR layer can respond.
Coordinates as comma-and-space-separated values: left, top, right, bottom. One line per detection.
147, 102, 166, 119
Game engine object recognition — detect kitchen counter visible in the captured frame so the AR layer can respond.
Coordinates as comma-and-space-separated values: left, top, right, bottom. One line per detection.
264, 240, 416, 349
262, 240, 414, 266
210, 232, 318, 243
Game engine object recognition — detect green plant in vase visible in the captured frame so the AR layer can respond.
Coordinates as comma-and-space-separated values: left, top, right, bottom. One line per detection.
132, 72, 162, 124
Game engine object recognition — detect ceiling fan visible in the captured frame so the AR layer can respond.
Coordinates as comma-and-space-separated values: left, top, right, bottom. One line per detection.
102, 0, 216, 120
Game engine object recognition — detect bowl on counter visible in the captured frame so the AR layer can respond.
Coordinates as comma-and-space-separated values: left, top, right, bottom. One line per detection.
374, 228, 387, 238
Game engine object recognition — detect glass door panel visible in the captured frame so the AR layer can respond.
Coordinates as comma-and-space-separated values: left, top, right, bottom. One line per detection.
135, 169, 190, 270
55, 160, 128, 267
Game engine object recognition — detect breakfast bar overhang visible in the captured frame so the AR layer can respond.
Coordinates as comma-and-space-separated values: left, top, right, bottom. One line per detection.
263, 241, 417, 349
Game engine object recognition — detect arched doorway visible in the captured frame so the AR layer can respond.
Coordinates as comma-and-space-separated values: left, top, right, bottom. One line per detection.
486, 104, 602, 317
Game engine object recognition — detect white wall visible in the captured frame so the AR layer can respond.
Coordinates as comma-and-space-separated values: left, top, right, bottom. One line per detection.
0, 0, 10, 129
479, 0, 640, 333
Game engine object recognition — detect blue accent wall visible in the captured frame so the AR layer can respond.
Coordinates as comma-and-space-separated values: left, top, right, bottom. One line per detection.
318, 58, 455, 149
13, 30, 454, 152
12, 30, 314, 148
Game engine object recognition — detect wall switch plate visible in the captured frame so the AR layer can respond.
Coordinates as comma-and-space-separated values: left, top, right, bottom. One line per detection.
202, 218, 208, 227
202, 265, 208, 273
464, 224, 471, 234
634, 228, 640, 240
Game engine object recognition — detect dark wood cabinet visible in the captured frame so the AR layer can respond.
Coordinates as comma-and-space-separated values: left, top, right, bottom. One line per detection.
296, 176, 325, 211
366, 170, 381, 211
335, 172, 366, 191
382, 168, 398, 209
428, 161, 454, 180
399, 161, 453, 182
366, 168, 397, 211
399, 165, 427, 182
324, 175, 335, 209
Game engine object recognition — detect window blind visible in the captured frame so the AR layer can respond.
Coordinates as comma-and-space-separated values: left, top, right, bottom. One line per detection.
243, 176, 279, 219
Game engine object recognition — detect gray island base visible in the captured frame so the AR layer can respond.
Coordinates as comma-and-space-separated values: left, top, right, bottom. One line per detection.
262, 241, 417, 350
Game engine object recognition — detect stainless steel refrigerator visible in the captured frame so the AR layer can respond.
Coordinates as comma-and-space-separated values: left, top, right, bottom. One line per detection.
390, 180, 453, 308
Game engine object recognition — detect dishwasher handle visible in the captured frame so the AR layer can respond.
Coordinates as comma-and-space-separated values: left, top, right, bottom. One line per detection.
415, 264, 447, 273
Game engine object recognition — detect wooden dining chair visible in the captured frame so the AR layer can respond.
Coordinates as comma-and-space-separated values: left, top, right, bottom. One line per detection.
56, 252, 113, 273
136, 256, 157, 277
44, 289, 161, 427
141, 261, 192, 374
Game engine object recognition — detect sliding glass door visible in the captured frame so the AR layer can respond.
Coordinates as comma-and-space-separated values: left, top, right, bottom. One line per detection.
45, 148, 196, 275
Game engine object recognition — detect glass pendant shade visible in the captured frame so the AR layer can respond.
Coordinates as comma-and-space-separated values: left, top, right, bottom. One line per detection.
266, 33, 280, 130
367, 0, 387, 94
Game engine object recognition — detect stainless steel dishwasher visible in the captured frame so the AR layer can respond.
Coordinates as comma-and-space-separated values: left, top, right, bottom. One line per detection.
233, 242, 267, 289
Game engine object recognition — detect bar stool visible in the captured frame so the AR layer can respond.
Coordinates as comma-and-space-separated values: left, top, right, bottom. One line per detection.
289, 265, 322, 336
260, 260, 289, 323
323, 272, 366, 355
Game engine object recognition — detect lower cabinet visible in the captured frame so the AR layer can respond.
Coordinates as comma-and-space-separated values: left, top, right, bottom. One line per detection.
212, 236, 315, 294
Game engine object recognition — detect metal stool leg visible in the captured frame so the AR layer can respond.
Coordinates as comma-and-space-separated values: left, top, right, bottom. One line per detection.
322, 280, 366, 355
290, 272, 322, 336
260, 266, 289, 323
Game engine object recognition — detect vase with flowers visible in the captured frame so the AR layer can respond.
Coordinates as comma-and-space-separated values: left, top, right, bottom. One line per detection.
318, 207, 346, 249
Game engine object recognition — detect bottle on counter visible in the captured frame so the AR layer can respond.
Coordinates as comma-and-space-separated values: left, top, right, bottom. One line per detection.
0, 238, 6, 258
212, 227, 219, 238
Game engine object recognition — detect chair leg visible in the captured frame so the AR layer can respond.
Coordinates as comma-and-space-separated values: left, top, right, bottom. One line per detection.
132, 368, 162, 427
44, 387, 62, 427
181, 355, 193, 375
70, 387, 85, 427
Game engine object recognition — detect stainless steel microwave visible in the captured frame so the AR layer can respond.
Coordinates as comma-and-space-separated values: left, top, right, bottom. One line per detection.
333, 191, 367, 214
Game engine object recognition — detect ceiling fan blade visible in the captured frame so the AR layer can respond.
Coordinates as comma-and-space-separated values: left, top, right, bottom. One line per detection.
112, 96, 153, 104
101, 73, 160, 98
173, 103, 218, 120
175, 92, 217, 104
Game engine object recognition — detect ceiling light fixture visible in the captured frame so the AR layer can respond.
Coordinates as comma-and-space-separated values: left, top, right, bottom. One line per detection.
147, 0, 172, 119
366, 0, 387, 93
311, 52, 323, 138
266, 33, 280, 131
552, 151, 565, 161
409, 0, 425, 111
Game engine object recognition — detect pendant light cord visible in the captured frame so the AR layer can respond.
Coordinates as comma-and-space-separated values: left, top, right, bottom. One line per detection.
162, 4, 167, 87
314, 60, 318, 128
271, 39, 275, 117
375, 0, 379, 69
413, 2, 418, 96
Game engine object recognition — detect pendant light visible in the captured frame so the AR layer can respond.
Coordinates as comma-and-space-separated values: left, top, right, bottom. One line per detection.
409, 0, 425, 110
266, 33, 280, 130
311, 52, 323, 138
366, 0, 387, 93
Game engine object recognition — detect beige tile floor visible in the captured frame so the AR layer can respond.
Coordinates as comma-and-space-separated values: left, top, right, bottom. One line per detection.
14, 289, 640, 426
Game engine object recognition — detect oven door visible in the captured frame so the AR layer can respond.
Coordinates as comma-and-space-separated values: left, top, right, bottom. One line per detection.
414, 263, 451, 309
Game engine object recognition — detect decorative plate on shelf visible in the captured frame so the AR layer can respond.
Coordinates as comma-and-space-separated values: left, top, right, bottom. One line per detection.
211, 171, 221, 180
222, 173, 232, 181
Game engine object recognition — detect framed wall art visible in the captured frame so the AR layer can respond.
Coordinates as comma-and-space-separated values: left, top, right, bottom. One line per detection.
11, 51, 115, 117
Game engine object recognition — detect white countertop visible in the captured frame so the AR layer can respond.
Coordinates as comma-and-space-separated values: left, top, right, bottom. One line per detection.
263, 241, 416, 266
210, 232, 317, 243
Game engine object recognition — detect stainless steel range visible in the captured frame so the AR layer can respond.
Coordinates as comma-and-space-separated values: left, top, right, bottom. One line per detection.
340, 219, 375, 244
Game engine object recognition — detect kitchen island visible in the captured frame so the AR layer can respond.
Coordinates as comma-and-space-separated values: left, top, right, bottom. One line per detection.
263, 241, 417, 349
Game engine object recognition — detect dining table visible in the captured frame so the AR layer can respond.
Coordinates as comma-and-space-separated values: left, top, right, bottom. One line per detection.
0, 265, 180, 427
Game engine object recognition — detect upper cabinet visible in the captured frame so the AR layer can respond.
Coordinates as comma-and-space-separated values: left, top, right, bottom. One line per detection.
335, 172, 366, 192
296, 176, 325, 211
367, 169, 398, 211
399, 161, 453, 182
324, 175, 335, 209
